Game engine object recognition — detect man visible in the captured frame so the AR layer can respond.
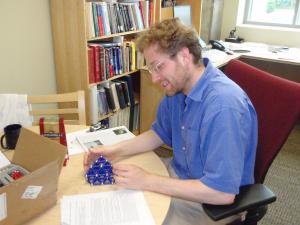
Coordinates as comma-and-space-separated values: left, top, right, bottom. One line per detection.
84, 18, 257, 225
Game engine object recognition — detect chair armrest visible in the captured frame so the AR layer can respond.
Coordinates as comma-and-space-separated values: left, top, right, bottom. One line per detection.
202, 184, 276, 221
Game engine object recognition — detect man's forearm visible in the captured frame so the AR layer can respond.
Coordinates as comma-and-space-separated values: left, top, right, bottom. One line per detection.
144, 174, 235, 205
116, 129, 164, 156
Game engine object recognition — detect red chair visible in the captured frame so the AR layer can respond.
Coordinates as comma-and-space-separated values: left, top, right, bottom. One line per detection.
203, 59, 300, 225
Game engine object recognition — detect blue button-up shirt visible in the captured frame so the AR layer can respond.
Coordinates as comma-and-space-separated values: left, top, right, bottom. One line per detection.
152, 58, 258, 194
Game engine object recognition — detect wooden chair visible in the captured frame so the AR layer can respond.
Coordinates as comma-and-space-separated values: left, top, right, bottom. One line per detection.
28, 91, 86, 125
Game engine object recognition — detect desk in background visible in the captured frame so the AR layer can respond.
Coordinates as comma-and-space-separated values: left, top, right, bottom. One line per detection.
225, 42, 300, 83
202, 49, 240, 68
2, 125, 171, 225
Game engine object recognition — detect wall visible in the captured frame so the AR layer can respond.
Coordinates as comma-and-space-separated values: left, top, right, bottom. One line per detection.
201, 0, 224, 43
0, 0, 56, 95
201, 0, 214, 43
220, 0, 300, 48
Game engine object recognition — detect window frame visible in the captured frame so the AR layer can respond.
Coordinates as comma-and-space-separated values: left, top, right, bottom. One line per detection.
243, 0, 300, 29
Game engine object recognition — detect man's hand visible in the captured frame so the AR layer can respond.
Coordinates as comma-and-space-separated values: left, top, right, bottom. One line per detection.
113, 164, 151, 190
83, 145, 122, 171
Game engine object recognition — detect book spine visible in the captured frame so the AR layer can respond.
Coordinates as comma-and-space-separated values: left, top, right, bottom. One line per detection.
99, 46, 105, 81
96, 3, 105, 36
115, 3, 125, 32
104, 86, 116, 112
87, 46, 95, 84
138, 1, 146, 28
99, 2, 111, 36
111, 83, 121, 111
114, 82, 127, 109
149, 0, 154, 26
92, 3, 100, 37
89, 45, 101, 82
90, 85, 99, 124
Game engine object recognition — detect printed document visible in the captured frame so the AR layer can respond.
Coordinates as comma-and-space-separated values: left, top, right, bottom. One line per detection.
76, 126, 135, 151
66, 128, 89, 155
61, 189, 155, 225
66, 126, 135, 155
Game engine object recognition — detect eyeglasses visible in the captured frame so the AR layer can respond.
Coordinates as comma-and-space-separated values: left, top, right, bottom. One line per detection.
145, 60, 164, 75
145, 54, 177, 75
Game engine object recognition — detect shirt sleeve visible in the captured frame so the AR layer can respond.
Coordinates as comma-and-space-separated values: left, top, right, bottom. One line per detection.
200, 108, 255, 194
151, 97, 172, 147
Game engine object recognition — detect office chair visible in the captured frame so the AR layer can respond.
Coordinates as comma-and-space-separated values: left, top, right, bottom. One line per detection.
28, 90, 86, 125
203, 59, 300, 225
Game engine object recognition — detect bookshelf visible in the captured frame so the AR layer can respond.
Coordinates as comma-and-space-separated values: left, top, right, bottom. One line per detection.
50, 0, 201, 133
50, 0, 156, 132
140, 0, 202, 132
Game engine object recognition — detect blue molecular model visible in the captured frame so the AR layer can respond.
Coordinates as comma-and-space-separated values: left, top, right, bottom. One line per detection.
86, 155, 114, 185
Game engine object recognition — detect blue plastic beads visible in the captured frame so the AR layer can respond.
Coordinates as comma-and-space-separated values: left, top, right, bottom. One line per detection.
86, 155, 114, 185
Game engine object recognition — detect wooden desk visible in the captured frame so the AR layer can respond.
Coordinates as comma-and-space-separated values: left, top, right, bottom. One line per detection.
225, 42, 300, 83
226, 42, 300, 66
2, 125, 171, 225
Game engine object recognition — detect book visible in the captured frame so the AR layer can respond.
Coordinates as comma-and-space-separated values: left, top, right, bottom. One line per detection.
92, 3, 100, 37
76, 126, 135, 151
96, 3, 105, 36
119, 75, 135, 106
98, 2, 111, 36
118, 80, 131, 106
140, 0, 149, 28
131, 2, 144, 30
88, 44, 101, 82
111, 82, 121, 111
114, 81, 127, 109
98, 86, 110, 115
89, 85, 99, 124
118, 76, 135, 131
104, 84, 116, 112
86, 3, 96, 38
87, 46, 95, 84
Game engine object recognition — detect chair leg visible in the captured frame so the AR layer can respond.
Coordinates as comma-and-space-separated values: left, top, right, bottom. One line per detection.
244, 205, 268, 225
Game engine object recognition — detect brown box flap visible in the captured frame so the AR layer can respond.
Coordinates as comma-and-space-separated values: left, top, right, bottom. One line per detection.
12, 128, 67, 172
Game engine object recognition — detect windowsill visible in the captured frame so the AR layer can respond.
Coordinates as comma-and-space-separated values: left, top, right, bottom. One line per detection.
236, 23, 300, 33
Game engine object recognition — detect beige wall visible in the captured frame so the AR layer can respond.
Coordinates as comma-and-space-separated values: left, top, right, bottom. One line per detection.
221, 0, 300, 48
0, 0, 56, 95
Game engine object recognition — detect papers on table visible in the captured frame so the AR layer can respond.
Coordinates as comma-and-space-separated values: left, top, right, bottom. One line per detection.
61, 189, 155, 225
66, 128, 89, 155
76, 126, 135, 152
66, 126, 135, 155
202, 48, 228, 63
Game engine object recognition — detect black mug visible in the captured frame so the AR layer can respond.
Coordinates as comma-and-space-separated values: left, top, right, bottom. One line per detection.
1, 124, 22, 150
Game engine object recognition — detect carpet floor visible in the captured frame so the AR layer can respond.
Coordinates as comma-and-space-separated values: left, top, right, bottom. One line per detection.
260, 122, 300, 225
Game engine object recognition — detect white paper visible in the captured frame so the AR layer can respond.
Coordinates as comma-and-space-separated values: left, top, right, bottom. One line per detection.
0, 152, 10, 169
66, 128, 89, 155
0, 193, 7, 221
61, 189, 155, 225
202, 49, 228, 63
76, 126, 135, 151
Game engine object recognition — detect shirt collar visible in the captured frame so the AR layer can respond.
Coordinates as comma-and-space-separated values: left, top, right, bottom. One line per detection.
186, 58, 216, 102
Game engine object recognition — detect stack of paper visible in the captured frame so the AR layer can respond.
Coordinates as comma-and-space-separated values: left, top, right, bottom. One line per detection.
66, 126, 135, 155
76, 126, 135, 151
61, 189, 155, 225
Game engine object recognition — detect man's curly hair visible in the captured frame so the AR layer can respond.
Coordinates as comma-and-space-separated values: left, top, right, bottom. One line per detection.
136, 18, 202, 65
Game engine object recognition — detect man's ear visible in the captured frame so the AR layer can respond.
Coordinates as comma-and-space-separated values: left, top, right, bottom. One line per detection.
178, 47, 191, 65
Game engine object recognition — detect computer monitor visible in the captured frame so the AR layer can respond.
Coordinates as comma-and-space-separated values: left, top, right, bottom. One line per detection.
173, 5, 192, 27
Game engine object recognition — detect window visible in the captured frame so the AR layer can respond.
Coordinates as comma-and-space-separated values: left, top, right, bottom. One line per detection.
244, 0, 300, 28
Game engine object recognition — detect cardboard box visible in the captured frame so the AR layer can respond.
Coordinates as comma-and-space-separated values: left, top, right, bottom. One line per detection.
0, 128, 67, 225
